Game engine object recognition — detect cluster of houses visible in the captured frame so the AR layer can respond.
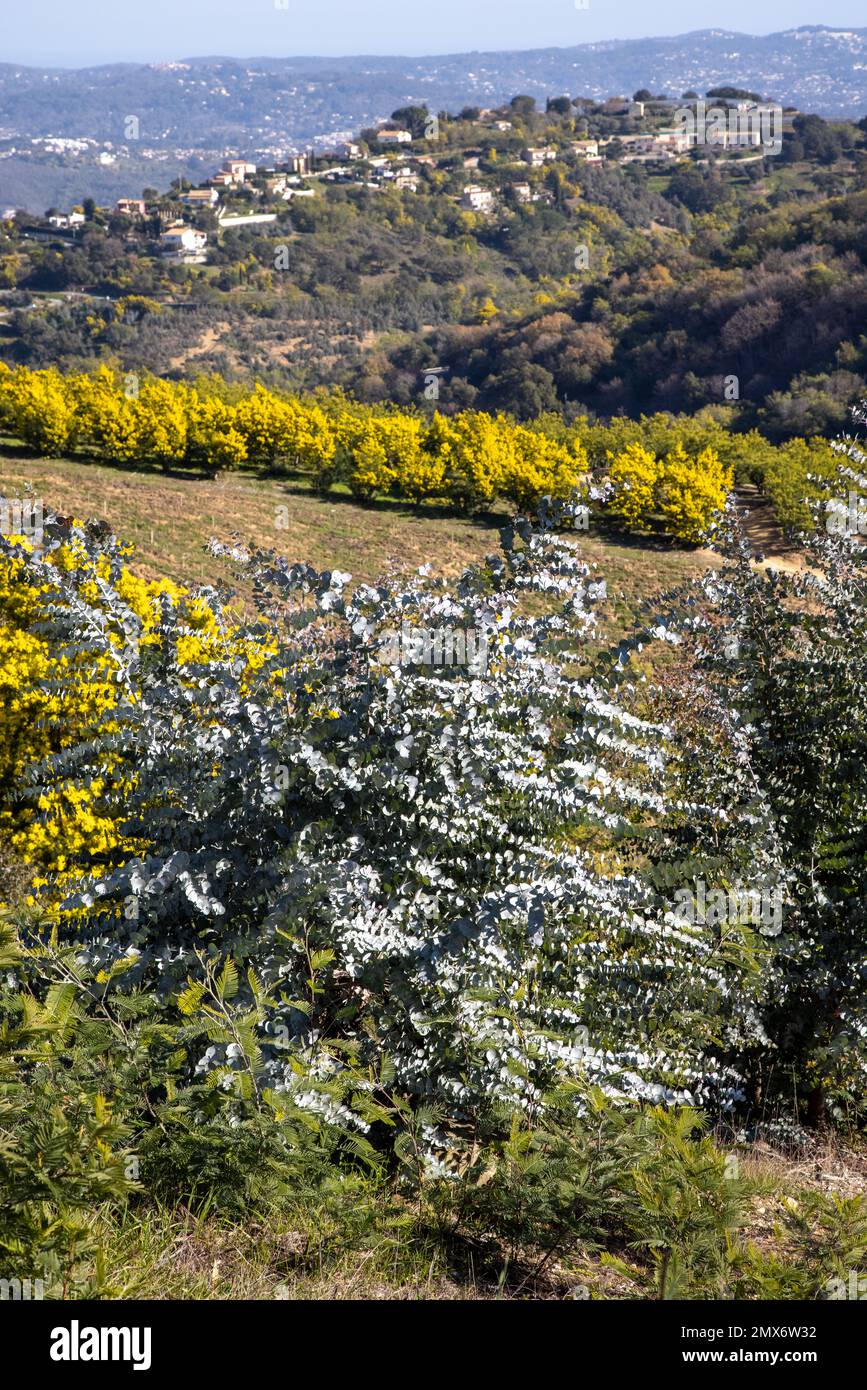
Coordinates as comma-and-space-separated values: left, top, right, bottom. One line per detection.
107, 157, 317, 262
31, 96, 779, 257
107, 107, 763, 257
614, 123, 767, 163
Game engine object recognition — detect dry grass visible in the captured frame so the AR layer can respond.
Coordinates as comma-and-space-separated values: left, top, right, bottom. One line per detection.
100, 1199, 509, 1301
738, 1130, 867, 1202
734, 1132, 867, 1278
0, 453, 718, 624
97, 1129, 867, 1301
0, 453, 507, 592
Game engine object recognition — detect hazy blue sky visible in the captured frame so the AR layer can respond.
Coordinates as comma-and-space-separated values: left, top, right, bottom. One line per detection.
3, 0, 864, 66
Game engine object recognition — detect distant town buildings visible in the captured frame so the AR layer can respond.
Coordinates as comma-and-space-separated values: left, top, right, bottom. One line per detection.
22, 84, 784, 274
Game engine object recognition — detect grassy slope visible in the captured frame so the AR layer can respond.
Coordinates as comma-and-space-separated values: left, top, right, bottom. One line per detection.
0, 453, 717, 629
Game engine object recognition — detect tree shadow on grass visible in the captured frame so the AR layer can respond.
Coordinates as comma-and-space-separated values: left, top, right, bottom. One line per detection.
1, 446, 514, 533
589, 522, 704, 554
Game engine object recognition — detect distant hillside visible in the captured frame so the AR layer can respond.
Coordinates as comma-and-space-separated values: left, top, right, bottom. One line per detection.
1, 27, 866, 211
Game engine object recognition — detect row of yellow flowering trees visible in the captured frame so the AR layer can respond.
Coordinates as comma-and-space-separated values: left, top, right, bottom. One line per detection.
0, 365, 583, 511
606, 441, 732, 544
0, 365, 732, 535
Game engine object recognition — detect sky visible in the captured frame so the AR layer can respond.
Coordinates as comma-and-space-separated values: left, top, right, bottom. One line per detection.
3, 0, 865, 67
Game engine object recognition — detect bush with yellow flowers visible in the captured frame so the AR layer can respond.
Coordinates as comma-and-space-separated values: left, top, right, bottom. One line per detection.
340, 416, 396, 500
287, 400, 339, 490
605, 440, 731, 542
233, 383, 297, 464
186, 395, 248, 473
502, 424, 587, 510
0, 516, 269, 889
606, 442, 662, 531
376, 414, 427, 499
133, 378, 189, 467
393, 415, 447, 502
0, 529, 142, 879
1, 365, 77, 456
69, 366, 141, 462
442, 411, 509, 510
656, 444, 732, 544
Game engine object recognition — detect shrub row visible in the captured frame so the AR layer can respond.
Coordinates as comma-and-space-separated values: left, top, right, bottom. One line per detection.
3, 364, 837, 537
0, 367, 585, 513
548, 410, 836, 531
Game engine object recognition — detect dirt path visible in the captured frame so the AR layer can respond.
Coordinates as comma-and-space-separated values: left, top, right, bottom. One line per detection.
734, 485, 806, 573
691, 486, 806, 575
168, 322, 229, 372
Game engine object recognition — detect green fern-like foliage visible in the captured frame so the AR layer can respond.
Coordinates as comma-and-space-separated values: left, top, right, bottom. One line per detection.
0, 918, 139, 1296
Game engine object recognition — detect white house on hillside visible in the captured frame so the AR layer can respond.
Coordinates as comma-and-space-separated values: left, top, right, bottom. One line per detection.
523, 146, 557, 166
180, 188, 220, 208
461, 184, 495, 213
160, 225, 208, 261
48, 211, 86, 229
377, 128, 413, 145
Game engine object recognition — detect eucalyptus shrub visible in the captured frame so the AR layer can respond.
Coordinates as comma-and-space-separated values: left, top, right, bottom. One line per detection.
11, 428, 867, 1159
1, 498, 775, 1164
675, 421, 867, 1121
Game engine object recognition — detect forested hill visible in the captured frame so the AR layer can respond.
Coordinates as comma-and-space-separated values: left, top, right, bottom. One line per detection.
2, 27, 867, 151
3, 101, 866, 441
